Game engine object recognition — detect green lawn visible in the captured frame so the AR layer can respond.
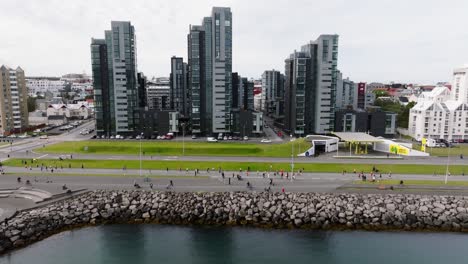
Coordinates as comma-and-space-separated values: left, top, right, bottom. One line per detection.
34, 139, 311, 157
354, 179, 468, 186
413, 143, 468, 157
4, 159, 467, 175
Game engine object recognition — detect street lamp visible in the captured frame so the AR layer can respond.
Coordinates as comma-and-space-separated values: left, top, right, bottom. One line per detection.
445, 144, 451, 184
290, 134, 294, 181
139, 132, 144, 179
182, 123, 185, 156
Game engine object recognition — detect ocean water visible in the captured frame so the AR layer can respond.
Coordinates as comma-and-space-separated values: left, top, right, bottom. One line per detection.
1, 224, 468, 264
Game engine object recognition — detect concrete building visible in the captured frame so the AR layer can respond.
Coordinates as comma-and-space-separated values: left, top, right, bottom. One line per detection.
170, 57, 189, 117
336, 72, 357, 110
91, 21, 139, 137
284, 35, 339, 135
26, 77, 65, 97
0, 65, 29, 135
188, 7, 232, 135
409, 67, 468, 141
262, 70, 285, 117
230, 109, 263, 137
147, 77, 171, 111
334, 109, 397, 138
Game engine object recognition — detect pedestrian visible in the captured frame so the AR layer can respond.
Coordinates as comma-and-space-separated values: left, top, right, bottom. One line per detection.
222, 172, 225, 179
262, 172, 265, 178
150, 183, 153, 189
269, 178, 273, 186
281, 187, 285, 193
166, 167, 169, 172
228, 178, 231, 185
170, 180, 174, 187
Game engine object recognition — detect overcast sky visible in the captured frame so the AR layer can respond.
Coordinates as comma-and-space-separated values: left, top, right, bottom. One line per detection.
0, 0, 467, 84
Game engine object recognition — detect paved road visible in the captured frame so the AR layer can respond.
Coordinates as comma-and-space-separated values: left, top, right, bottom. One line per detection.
4, 151, 467, 165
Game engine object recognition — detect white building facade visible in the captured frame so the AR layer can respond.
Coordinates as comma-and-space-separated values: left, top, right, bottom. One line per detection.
409, 66, 468, 141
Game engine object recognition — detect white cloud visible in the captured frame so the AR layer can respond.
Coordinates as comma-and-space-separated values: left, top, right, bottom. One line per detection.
0, 0, 467, 83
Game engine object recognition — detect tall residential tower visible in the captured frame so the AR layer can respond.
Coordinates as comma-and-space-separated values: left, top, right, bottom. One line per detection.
188, 7, 232, 135
91, 21, 139, 137
284, 35, 339, 135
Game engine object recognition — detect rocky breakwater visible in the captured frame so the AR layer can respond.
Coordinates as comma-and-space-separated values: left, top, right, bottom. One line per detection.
3, 190, 468, 253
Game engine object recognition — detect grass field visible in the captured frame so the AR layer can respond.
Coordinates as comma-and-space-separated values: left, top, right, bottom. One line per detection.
4, 159, 467, 175
35, 139, 311, 157
354, 179, 468, 186
412, 143, 468, 157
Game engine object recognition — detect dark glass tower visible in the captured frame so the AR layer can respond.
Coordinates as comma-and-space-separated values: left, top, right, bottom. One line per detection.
187, 7, 232, 135
91, 21, 138, 136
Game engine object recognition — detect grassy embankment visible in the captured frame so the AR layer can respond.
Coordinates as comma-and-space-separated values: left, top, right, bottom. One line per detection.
412, 143, 468, 157
35, 139, 311, 157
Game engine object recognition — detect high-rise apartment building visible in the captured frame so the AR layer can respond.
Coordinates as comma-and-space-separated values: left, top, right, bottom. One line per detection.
284, 35, 339, 135
91, 21, 138, 137
262, 70, 285, 117
336, 72, 357, 110
284, 51, 313, 136
170, 57, 189, 117
0, 65, 29, 135
241, 77, 254, 111
188, 7, 232, 135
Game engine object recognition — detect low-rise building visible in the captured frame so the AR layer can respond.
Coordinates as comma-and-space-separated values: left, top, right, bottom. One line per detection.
334, 109, 397, 138
47, 102, 93, 120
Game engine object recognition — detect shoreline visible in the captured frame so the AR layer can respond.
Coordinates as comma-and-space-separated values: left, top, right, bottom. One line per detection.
2, 190, 468, 254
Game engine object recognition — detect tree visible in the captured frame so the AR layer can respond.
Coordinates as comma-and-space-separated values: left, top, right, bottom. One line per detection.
27, 97, 36, 112
373, 90, 389, 98
397, 101, 416, 128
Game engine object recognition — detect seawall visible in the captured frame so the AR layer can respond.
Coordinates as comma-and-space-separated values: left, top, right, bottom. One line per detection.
2, 190, 468, 254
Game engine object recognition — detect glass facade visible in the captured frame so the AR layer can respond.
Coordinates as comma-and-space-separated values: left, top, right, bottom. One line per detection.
91, 21, 138, 136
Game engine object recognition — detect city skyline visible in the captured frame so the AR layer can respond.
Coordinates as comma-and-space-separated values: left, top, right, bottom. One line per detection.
1, 0, 468, 83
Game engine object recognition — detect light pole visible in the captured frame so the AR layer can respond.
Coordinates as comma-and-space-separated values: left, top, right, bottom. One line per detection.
139, 132, 143, 179
445, 144, 451, 184
290, 134, 294, 181
182, 123, 185, 156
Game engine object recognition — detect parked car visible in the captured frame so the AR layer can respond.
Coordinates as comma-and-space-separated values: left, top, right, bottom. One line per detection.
191, 135, 197, 139
261, 139, 272, 143
207, 137, 218, 142
223, 136, 228, 140
243, 136, 249, 141
228, 136, 233, 140
218, 133, 223, 140
39, 135, 48, 139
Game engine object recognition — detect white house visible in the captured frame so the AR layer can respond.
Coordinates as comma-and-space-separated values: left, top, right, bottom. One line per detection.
47, 103, 93, 120
409, 66, 468, 141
